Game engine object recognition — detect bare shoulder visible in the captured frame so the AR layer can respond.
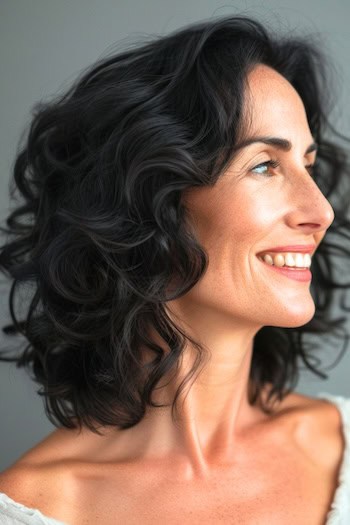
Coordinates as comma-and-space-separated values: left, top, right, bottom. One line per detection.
275, 389, 345, 472
0, 465, 61, 519
0, 429, 80, 515
0, 389, 345, 522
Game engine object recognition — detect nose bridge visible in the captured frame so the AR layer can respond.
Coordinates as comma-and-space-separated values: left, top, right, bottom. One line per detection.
287, 170, 335, 229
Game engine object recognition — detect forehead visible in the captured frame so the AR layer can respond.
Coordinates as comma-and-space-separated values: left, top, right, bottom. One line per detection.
243, 64, 310, 137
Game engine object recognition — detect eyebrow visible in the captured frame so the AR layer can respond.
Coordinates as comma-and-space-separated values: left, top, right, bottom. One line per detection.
234, 136, 318, 155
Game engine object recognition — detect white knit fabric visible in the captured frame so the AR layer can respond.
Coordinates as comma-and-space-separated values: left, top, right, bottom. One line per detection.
0, 492, 67, 524
316, 392, 350, 525
0, 392, 349, 524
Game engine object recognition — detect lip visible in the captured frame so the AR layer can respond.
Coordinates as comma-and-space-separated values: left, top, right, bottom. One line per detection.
257, 244, 316, 255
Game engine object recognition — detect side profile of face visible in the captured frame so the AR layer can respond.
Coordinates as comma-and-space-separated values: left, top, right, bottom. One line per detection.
176, 63, 335, 331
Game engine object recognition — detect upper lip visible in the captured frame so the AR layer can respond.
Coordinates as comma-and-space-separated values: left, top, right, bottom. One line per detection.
257, 244, 317, 255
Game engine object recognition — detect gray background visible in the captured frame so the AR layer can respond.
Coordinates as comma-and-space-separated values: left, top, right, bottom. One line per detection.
0, 0, 349, 471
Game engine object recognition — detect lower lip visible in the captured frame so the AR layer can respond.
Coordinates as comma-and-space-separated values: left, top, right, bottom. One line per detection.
258, 258, 312, 282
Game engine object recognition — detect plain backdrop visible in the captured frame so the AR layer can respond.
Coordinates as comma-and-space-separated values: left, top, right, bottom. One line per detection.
0, 0, 349, 471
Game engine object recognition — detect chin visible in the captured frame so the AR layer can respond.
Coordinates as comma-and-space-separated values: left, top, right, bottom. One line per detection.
272, 303, 316, 328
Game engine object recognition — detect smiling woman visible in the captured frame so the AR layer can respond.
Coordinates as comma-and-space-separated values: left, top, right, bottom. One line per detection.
0, 13, 350, 525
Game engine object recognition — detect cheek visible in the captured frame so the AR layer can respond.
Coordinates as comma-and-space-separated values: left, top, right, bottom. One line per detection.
182, 182, 283, 252
214, 188, 280, 245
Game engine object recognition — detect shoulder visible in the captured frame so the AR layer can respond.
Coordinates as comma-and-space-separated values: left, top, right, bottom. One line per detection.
0, 424, 128, 523
0, 389, 346, 511
257, 384, 345, 469
275, 389, 346, 473
0, 462, 71, 513
0, 430, 80, 517
262, 382, 345, 427
0, 421, 123, 517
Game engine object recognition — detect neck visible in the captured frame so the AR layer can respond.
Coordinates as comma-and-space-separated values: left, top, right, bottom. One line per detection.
110, 317, 268, 478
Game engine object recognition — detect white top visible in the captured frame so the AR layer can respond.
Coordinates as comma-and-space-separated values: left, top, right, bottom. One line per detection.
0, 391, 349, 525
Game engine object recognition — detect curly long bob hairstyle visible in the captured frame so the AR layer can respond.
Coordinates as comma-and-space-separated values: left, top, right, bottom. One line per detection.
1, 15, 350, 433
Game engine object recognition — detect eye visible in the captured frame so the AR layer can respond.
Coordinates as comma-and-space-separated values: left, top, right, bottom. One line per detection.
250, 160, 280, 176
250, 160, 317, 177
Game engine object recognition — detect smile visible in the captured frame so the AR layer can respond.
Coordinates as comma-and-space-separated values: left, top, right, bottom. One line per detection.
258, 257, 312, 282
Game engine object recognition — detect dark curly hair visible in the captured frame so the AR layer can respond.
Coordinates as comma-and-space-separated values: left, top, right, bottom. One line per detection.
1, 14, 350, 434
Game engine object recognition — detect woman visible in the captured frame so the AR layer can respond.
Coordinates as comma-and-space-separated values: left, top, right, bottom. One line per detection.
0, 14, 349, 525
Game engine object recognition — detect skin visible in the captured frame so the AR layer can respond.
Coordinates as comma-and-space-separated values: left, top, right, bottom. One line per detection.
0, 64, 343, 524
125, 62, 334, 474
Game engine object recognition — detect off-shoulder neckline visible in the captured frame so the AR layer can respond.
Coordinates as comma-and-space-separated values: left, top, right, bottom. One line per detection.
0, 391, 349, 525
315, 392, 350, 524
0, 489, 67, 524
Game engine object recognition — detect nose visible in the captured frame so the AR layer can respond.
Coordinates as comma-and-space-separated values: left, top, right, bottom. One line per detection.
285, 170, 335, 234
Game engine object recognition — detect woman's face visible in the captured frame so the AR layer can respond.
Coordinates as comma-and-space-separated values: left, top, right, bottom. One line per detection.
179, 63, 335, 329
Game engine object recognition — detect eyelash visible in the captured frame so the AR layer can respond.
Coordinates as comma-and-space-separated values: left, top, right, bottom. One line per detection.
251, 160, 315, 177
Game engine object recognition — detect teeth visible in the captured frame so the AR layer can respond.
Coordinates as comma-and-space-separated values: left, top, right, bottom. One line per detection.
285, 253, 295, 267
274, 254, 285, 267
261, 252, 312, 268
263, 254, 274, 265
